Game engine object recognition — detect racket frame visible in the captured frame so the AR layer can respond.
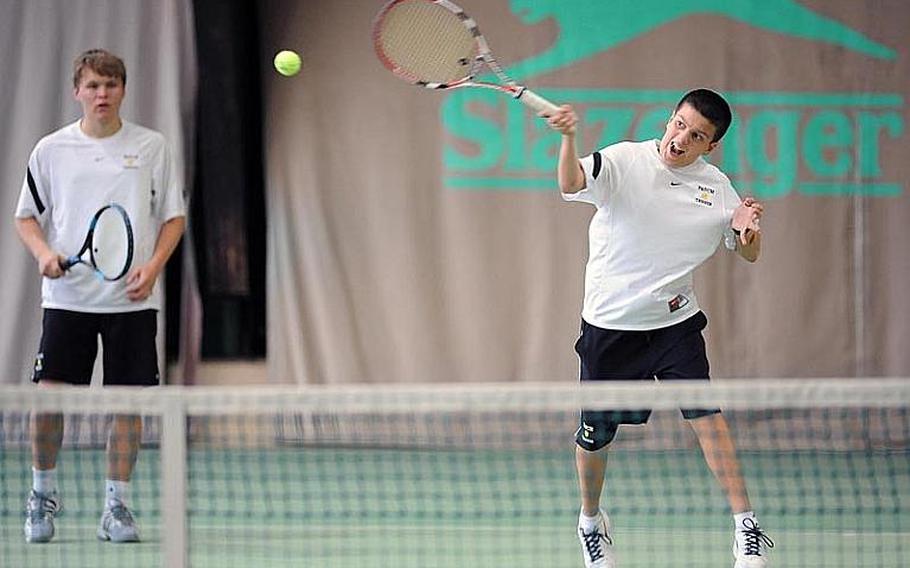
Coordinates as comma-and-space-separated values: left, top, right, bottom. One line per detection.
372, 0, 558, 113
61, 203, 135, 281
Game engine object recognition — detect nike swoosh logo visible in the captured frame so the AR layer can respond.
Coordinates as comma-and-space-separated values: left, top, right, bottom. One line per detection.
670, 182, 682, 186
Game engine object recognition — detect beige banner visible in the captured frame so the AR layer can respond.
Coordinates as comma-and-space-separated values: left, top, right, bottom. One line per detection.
261, 0, 909, 383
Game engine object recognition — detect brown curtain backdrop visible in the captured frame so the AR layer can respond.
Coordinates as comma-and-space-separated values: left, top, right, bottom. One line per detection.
260, 0, 909, 384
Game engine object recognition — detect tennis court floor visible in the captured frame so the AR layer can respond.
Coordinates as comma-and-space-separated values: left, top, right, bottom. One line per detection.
3, 446, 907, 567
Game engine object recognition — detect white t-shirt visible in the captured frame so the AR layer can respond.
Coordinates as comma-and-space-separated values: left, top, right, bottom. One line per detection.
15, 120, 185, 313
562, 140, 740, 330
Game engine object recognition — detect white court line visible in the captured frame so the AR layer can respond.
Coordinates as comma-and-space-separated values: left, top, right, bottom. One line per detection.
185, 523, 910, 537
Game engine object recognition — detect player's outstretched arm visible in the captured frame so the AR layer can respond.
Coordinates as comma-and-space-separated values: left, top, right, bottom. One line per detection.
542, 105, 585, 194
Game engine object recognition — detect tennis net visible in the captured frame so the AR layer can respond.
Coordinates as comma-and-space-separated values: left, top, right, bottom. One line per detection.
1, 379, 908, 567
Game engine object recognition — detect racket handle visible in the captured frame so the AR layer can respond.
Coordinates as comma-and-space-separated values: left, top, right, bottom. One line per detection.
516, 88, 559, 115
60, 256, 79, 270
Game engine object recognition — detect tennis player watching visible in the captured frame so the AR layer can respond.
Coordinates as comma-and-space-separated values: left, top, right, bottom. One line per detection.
14, 48, 186, 544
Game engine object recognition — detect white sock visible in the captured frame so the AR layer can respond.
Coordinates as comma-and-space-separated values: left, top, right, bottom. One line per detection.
734, 511, 757, 527
578, 509, 602, 530
105, 479, 130, 507
32, 467, 57, 495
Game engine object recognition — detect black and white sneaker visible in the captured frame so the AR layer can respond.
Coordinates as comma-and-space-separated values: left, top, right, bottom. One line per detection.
733, 516, 774, 567
577, 509, 616, 568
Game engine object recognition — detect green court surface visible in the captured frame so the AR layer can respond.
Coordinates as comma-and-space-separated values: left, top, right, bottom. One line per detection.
2, 447, 908, 567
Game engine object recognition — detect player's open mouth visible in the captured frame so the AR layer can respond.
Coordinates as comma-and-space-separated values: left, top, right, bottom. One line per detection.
669, 141, 685, 157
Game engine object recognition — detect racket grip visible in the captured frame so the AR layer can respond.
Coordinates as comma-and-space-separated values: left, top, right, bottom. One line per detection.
60, 256, 78, 270
516, 88, 560, 115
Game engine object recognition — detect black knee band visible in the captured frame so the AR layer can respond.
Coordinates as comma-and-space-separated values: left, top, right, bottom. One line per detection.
574, 416, 619, 451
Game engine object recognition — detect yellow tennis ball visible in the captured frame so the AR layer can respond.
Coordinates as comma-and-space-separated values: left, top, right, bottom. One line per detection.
274, 50, 302, 77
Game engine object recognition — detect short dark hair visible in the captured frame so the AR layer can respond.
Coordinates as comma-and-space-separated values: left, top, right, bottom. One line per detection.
675, 89, 732, 142
73, 49, 126, 88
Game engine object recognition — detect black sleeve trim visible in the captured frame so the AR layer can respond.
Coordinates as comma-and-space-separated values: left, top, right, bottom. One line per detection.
27, 167, 45, 215
591, 151, 602, 180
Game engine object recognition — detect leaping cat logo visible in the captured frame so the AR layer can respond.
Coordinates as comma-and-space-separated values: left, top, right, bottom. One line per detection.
506, 0, 895, 81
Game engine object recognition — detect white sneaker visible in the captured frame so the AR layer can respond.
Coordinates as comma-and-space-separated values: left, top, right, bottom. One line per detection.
577, 509, 616, 568
97, 499, 140, 543
733, 517, 773, 567
24, 490, 62, 543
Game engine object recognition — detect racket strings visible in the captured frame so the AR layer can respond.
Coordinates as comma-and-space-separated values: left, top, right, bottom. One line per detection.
89, 207, 132, 280
377, 1, 478, 84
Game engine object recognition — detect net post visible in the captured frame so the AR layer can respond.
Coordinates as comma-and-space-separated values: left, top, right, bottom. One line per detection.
161, 390, 188, 568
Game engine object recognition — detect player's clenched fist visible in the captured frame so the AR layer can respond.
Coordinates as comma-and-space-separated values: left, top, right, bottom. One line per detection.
542, 104, 579, 136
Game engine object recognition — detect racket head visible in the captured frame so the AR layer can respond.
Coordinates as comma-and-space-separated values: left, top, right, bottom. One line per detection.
373, 0, 482, 88
82, 204, 134, 281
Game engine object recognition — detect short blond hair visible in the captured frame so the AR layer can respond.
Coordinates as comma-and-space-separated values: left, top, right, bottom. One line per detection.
73, 49, 126, 88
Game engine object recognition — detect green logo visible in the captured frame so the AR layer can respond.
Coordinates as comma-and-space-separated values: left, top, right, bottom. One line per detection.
443, 1, 902, 197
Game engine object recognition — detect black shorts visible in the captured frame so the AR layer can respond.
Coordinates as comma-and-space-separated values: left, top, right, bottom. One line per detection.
574, 311, 720, 450
31, 309, 160, 387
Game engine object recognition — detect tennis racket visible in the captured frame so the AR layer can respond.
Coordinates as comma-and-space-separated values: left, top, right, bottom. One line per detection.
60, 203, 134, 281
372, 0, 560, 114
